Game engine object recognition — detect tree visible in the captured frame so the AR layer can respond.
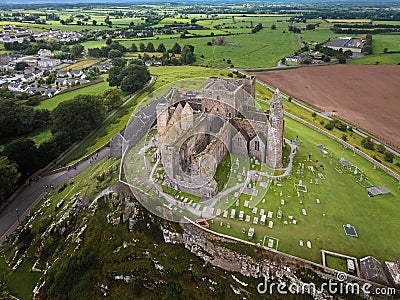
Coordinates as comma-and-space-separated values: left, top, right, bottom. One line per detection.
119, 64, 150, 93
70, 44, 84, 58
171, 43, 181, 54
103, 87, 123, 111
146, 42, 155, 52
15, 62, 28, 71
108, 49, 122, 59
384, 152, 394, 163
88, 47, 101, 58
3, 138, 41, 178
306, 24, 315, 30
271, 24, 276, 30
92, 20, 97, 26
111, 57, 126, 69
361, 137, 374, 150
157, 43, 166, 53
130, 43, 138, 52
107, 67, 122, 87
0, 156, 21, 203
51, 95, 106, 143
338, 55, 346, 64
323, 55, 331, 62
362, 45, 372, 55
106, 37, 113, 45
0, 98, 46, 137
46, 72, 56, 85
377, 144, 386, 154
180, 45, 195, 65
139, 42, 146, 52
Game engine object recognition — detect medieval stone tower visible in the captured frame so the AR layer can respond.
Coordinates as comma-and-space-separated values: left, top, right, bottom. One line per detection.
266, 89, 284, 169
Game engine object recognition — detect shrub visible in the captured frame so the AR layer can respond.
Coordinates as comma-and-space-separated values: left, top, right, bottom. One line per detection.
324, 122, 334, 130
384, 152, 394, 163
334, 121, 347, 131
361, 137, 374, 150
377, 144, 386, 154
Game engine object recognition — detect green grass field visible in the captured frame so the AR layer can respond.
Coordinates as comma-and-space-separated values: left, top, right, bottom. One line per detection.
35, 76, 109, 111
81, 15, 299, 68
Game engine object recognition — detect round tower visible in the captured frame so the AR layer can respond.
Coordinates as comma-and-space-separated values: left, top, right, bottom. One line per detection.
266, 89, 284, 169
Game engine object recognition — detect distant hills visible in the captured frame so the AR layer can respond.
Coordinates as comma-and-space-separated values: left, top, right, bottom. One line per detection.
2, 0, 400, 6
2, 0, 400, 5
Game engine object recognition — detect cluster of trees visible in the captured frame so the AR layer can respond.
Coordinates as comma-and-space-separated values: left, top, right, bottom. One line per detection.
207, 36, 227, 46
88, 40, 127, 58
314, 43, 353, 63
4, 38, 62, 55
323, 119, 348, 132
361, 138, 394, 163
251, 23, 263, 33
180, 45, 196, 65
108, 60, 151, 93
0, 87, 124, 204
331, 24, 400, 35
131, 42, 182, 55
0, 92, 50, 138
288, 25, 302, 34
320, 119, 395, 164
4, 39, 84, 58
362, 34, 373, 55
88, 40, 195, 66
56, 44, 85, 59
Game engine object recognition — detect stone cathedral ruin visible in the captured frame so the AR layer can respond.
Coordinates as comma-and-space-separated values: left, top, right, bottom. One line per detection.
155, 77, 285, 197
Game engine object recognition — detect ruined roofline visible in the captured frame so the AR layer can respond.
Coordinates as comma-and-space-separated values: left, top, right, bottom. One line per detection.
193, 121, 231, 159
164, 113, 208, 148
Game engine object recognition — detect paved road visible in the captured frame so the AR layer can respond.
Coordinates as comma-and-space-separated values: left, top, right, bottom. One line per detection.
0, 78, 156, 245
0, 146, 110, 244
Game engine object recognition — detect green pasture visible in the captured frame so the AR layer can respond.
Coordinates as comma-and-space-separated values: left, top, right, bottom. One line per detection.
82, 27, 299, 68
35, 76, 109, 111
350, 53, 400, 65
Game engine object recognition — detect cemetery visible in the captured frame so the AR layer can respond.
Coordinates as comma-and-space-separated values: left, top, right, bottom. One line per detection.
118, 78, 399, 265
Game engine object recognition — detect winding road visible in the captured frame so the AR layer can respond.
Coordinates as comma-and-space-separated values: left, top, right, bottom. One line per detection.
0, 146, 110, 244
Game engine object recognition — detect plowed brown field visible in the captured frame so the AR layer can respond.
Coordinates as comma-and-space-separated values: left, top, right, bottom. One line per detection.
254, 65, 400, 148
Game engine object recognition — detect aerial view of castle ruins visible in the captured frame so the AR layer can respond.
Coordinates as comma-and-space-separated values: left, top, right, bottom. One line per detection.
155, 77, 284, 198
1, 1, 400, 298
